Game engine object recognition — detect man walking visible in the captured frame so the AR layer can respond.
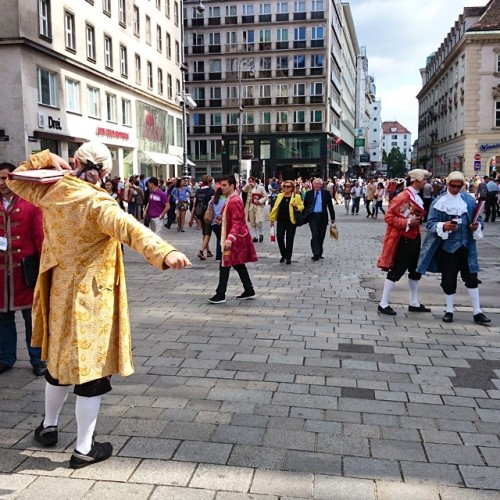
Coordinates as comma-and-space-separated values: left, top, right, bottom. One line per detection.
365, 178, 377, 218
303, 178, 336, 261
208, 175, 257, 304
243, 177, 268, 242
484, 175, 498, 223
144, 177, 169, 236
0, 162, 46, 376
417, 171, 490, 325
377, 169, 430, 315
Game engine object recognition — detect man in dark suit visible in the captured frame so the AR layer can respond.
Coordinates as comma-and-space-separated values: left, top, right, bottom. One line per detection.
303, 178, 336, 261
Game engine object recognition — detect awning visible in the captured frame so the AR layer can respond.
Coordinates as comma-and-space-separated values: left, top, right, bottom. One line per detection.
141, 151, 182, 165
177, 156, 196, 166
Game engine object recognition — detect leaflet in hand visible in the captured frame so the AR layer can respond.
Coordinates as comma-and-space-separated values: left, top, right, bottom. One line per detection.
8, 169, 68, 183
472, 199, 485, 224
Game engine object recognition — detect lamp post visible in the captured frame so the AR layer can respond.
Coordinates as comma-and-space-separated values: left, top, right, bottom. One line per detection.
237, 58, 254, 176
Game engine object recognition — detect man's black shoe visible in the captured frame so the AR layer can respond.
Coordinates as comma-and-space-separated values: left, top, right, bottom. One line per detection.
473, 312, 491, 325
69, 440, 113, 469
252, 238, 258, 242
286, 260, 291, 265
311, 255, 319, 261
258, 235, 264, 242
378, 305, 396, 316
34, 420, 58, 447
442, 312, 454, 323
280, 257, 286, 263
207, 294, 226, 304
236, 290, 256, 300
0, 363, 12, 374
408, 304, 431, 313
33, 361, 47, 377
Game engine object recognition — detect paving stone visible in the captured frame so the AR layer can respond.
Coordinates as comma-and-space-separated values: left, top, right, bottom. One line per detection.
118, 437, 180, 459
227, 445, 286, 469
375, 480, 440, 500
480, 447, 500, 467
215, 493, 277, 500
173, 441, 232, 465
380, 427, 421, 442
459, 465, 500, 490
0, 449, 31, 473
400, 461, 464, 487
149, 486, 216, 500
313, 475, 375, 500
250, 470, 313, 498
112, 418, 168, 437
161, 422, 216, 441
439, 486, 500, 499
14, 476, 94, 499
437, 419, 478, 433
343, 457, 401, 481
290, 408, 325, 420
272, 392, 338, 410
0, 472, 36, 499
370, 439, 427, 461
285, 450, 341, 475
420, 430, 462, 445
82, 481, 154, 499
460, 433, 500, 447
71, 457, 140, 481
14, 450, 73, 477
304, 419, 342, 434
316, 434, 370, 457
212, 425, 265, 445
339, 398, 406, 415
129, 459, 196, 486
263, 429, 315, 451
189, 464, 253, 492
406, 403, 478, 421
424, 443, 484, 465
195, 411, 233, 425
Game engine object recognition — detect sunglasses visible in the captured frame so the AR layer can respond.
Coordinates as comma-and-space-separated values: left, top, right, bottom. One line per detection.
283, 184, 294, 188
448, 184, 463, 189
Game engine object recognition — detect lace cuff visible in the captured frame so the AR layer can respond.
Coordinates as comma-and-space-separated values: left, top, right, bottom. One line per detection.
473, 225, 483, 240
436, 222, 449, 240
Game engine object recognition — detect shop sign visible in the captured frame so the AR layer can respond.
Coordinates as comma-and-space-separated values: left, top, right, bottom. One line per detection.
48, 116, 62, 130
96, 127, 129, 141
479, 143, 500, 152
0, 135, 9, 142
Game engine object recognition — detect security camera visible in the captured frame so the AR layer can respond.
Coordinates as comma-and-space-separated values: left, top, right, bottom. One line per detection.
196, 1, 205, 14
185, 95, 197, 110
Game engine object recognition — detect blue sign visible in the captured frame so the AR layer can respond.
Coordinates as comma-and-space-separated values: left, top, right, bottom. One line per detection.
473, 160, 481, 171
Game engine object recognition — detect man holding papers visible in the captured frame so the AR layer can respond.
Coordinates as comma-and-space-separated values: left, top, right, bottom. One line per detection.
417, 171, 490, 325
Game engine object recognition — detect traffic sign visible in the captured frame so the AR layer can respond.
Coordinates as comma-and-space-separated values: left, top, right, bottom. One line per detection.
354, 138, 365, 147
473, 160, 481, 171
474, 153, 481, 161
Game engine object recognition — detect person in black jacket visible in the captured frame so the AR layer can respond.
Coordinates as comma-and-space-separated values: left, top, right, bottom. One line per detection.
302, 178, 336, 261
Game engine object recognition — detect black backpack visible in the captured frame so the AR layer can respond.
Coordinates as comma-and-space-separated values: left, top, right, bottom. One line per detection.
194, 192, 207, 218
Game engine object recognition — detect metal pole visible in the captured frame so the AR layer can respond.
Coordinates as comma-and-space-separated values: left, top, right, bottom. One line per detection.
181, 70, 189, 177
238, 59, 243, 176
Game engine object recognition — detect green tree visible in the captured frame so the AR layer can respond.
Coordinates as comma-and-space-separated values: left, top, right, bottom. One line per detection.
417, 154, 430, 168
386, 147, 407, 178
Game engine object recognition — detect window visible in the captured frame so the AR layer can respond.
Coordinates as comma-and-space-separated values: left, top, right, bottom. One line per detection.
276, 111, 288, 123
106, 93, 116, 122
310, 110, 322, 122
166, 33, 171, 58
104, 36, 113, 70
496, 102, 500, 127
133, 5, 140, 36
277, 2, 288, 13
260, 3, 271, 14
174, 1, 179, 25
209, 32, 221, 48
311, 82, 323, 96
294, 111, 305, 123
175, 41, 180, 64
294, 1, 305, 12
119, 0, 126, 25
135, 54, 141, 84
312, 0, 323, 10
87, 86, 100, 118
86, 24, 96, 61
259, 30, 271, 50
391, 134, 397, 139
294, 27, 306, 48
243, 5, 254, 15
64, 11, 75, 51
103, 0, 111, 15
277, 28, 288, 49
225, 5, 237, 16
39, 0, 51, 39
166, 74, 172, 99
243, 30, 255, 50
145, 15, 151, 45
122, 98, 131, 126
147, 61, 153, 89
311, 26, 324, 47
65, 79, 80, 112
165, 0, 170, 18
156, 0, 161, 9
260, 112, 271, 131
120, 45, 128, 77
37, 68, 57, 106
209, 6, 220, 17
156, 25, 162, 52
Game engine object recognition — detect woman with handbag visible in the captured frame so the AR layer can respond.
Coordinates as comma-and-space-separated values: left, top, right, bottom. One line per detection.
269, 181, 304, 264
171, 178, 190, 232
206, 187, 226, 261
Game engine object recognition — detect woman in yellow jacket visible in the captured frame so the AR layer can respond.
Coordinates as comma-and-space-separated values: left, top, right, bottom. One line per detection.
269, 181, 304, 264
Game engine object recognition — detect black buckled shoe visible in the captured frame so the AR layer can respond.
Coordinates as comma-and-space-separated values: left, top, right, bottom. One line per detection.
408, 304, 431, 313
33, 362, 47, 377
34, 420, 58, 447
69, 440, 113, 469
473, 313, 491, 325
378, 305, 397, 316
442, 312, 454, 323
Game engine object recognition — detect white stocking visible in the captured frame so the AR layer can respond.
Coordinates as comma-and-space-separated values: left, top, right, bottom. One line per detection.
445, 294, 455, 313
408, 279, 420, 307
44, 383, 70, 427
75, 395, 102, 454
467, 288, 482, 315
380, 279, 395, 308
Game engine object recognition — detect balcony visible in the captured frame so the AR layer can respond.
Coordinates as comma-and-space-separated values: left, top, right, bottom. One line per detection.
293, 96, 306, 104
276, 97, 288, 105
224, 16, 237, 24
208, 45, 221, 53
310, 123, 322, 131
208, 17, 220, 25
276, 13, 289, 21
310, 95, 324, 104
210, 126, 222, 134
276, 124, 288, 132
293, 12, 306, 20
260, 124, 272, 132
311, 11, 324, 19
259, 97, 271, 105
192, 46, 205, 54
208, 72, 222, 80
293, 123, 306, 131
209, 99, 222, 107
259, 14, 272, 22
242, 15, 254, 23
276, 41, 289, 50
192, 72, 205, 81
191, 18, 204, 27
275, 69, 289, 77
259, 70, 272, 78
259, 42, 272, 51
293, 41, 306, 49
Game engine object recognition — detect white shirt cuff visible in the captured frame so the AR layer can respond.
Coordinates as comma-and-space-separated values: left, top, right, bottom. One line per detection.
437, 222, 449, 240
473, 225, 483, 240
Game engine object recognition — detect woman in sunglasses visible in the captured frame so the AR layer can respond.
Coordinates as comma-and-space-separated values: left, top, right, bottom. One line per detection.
269, 181, 304, 264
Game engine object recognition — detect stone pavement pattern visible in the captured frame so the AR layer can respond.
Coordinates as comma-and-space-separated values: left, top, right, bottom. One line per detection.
1, 207, 500, 499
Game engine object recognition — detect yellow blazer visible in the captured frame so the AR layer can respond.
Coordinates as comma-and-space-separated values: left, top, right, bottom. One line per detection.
269, 193, 304, 225
7, 150, 177, 385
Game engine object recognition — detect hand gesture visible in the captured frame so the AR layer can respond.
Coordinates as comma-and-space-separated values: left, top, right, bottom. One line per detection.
443, 221, 458, 232
49, 153, 72, 171
164, 251, 191, 269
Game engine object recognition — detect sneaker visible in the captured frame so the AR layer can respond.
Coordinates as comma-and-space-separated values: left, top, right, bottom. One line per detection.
207, 294, 226, 304
69, 440, 113, 469
236, 290, 256, 300
34, 420, 58, 447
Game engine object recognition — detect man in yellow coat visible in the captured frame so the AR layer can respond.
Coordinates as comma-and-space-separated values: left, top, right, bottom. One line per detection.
7, 142, 191, 469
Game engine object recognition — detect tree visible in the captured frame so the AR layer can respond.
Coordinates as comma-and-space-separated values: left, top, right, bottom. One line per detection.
417, 154, 430, 168
386, 147, 407, 178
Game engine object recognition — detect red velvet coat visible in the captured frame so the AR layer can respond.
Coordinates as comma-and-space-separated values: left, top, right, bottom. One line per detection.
221, 193, 258, 268
0, 196, 44, 311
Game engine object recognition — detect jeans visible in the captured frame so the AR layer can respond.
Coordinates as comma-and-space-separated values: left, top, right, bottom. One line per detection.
0, 309, 41, 367
351, 197, 360, 214
374, 200, 385, 217
212, 224, 222, 260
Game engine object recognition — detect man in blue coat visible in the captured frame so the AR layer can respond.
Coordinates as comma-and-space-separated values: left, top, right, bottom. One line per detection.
417, 171, 490, 325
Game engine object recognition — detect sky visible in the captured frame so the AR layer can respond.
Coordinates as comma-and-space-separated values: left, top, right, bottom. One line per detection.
350, 0, 489, 141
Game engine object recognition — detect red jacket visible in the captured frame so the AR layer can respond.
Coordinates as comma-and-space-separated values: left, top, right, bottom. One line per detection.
0, 196, 44, 311
221, 193, 258, 268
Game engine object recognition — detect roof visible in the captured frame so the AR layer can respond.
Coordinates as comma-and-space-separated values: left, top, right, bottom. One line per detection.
382, 121, 411, 135
469, 0, 500, 31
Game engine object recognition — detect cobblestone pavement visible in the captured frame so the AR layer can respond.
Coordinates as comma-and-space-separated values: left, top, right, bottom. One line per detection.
1, 205, 500, 499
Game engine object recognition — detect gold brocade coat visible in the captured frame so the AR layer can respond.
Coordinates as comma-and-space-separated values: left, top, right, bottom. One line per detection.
7, 151, 177, 385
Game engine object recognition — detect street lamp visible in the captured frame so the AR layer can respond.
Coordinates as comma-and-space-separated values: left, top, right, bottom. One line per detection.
177, 80, 197, 178
238, 58, 255, 175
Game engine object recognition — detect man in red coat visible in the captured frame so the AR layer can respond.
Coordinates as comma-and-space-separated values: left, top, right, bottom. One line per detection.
376, 169, 430, 316
0, 162, 45, 375
207, 174, 257, 304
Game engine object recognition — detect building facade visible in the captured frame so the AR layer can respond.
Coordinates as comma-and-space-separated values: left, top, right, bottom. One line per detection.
368, 100, 382, 171
382, 121, 412, 165
0, 0, 186, 180
417, 0, 500, 178
182, 0, 358, 181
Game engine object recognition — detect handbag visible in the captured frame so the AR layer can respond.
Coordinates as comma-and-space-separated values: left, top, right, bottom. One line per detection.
294, 207, 306, 226
144, 215, 151, 227
21, 255, 40, 288
204, 202, 213, 224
